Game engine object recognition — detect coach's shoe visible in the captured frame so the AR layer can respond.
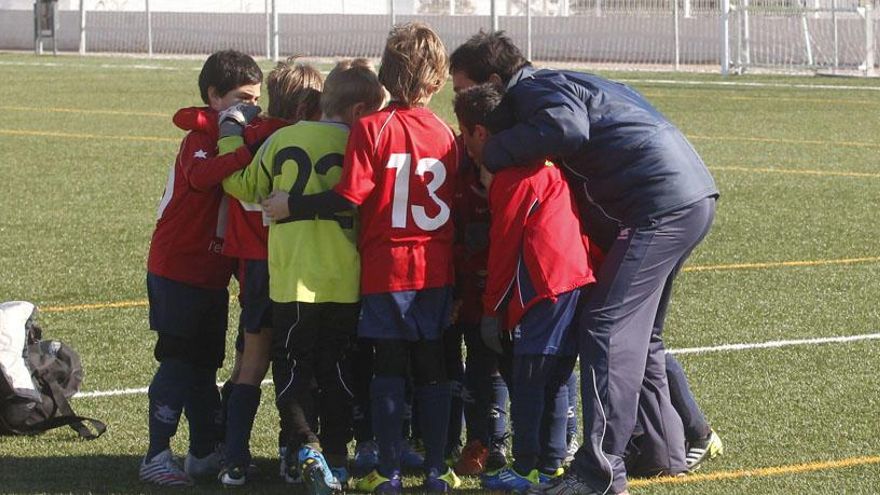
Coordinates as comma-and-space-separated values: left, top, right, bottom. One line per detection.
218, 465, 247, 487
184, 445, 224, 480
481, 466, 540, 493
353, 440, 380, 476
685, 429, 724, 471
139, 449, 194, 487
524, 472, 628, 495
454, 439, 489, 475
355, 469, 402, 493
424, 466, 462, 493
299, 445, 342, 495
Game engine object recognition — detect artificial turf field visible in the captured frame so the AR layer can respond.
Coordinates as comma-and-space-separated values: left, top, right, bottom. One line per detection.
0, 52, 879, 494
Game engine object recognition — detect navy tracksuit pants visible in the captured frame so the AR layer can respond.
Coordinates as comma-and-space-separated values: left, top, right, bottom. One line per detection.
573, 196, 716, 494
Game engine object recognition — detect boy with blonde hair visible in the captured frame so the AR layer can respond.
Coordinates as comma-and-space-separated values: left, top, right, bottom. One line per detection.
225, 58, 385, 495
264, 22, 460, 493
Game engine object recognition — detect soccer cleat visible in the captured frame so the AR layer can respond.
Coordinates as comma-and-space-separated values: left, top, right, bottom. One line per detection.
481, 466, 541, 493
218, 465, 247, 487
298, 445, 342, 495
486, 448, 508, 473
353, 440, 380, 476
454, 439, 489, 475
401, 439, 425, 469
424, 466, 462, 493
139, 449, 194, 487
184, 446, 224, 480
565, 438, 580, 464
280, 446, 303, 484
355, 469, 402, 493
539, 467, 565, 483
525, 472, 629, 495
685, 429, 724, 471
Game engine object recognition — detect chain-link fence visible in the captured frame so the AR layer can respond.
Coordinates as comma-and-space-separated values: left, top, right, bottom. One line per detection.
1, 0, 877, 74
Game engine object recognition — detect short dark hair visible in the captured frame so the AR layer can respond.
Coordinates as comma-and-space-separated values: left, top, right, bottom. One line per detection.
449, 30, 529, 86
198, 50, 263, 104
453, 83, 515, 134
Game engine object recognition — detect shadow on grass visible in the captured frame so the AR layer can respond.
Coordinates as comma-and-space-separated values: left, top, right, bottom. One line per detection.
0, 455, 496, 493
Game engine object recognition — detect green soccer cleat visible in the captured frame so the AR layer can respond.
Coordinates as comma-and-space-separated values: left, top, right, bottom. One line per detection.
685, 429, 724, 471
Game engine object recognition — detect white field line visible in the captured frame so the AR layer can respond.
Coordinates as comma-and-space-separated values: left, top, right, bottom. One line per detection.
616, 78, 880, 92
74, 331, 880, 399
4, 60, 880, 92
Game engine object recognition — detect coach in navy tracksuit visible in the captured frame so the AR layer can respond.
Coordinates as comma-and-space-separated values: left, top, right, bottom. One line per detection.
450, 33, 718, 495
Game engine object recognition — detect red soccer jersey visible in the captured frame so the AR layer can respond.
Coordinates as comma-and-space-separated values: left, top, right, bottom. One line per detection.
334, 103, 459, 294
147, 106, 252, 289
452, 146, 490, 326
483, 160, 599, 330
222, 116, 290, 260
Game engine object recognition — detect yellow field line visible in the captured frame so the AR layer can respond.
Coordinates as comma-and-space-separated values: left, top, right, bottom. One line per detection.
683, 256, 880, 273
0, 128, 177, 143
0, 105, 167, 118
711, 165, 880, 179
39, 256, 880, 313
690, 134, 880, 149
631, 455, 880, 487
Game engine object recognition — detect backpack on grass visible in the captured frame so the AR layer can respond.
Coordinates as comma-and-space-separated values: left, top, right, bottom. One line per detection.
0, 301, 106, 440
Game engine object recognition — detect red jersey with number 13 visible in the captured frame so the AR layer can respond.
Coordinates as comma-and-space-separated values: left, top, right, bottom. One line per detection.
334, 103, 458, 294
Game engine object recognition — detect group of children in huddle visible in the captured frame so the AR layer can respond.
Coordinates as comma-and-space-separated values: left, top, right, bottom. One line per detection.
141, 22, 720, 494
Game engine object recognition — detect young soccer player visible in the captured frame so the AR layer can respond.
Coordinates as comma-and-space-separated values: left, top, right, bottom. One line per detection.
141, 50, 262, 486
224, 59, 385, 495
454, 83, 599, 493
264, 22, 461, 493
213, 57, 324, 487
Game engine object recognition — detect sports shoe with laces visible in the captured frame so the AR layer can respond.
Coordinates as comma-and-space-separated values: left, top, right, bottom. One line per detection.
539, 467, 565, 483
454, 439, 489, 475
424, 466, 462, 493
298, 445, 342, 495
280, 446, 303, 483
355, 469, 402, 493
685, 429, 724, 471
525, 472, 629, 495
139, 449, 194, 487
353, 440, 380, 476
565, 438, 580, 464
184, 445, 224, 480
218, 465, 247, 486
481, 466, 540, 493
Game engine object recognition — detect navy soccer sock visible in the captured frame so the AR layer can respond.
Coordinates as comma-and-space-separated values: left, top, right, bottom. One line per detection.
224, 383, 262, 467
371, 375, 406, 476
416, 382, 452, 472
566, 371, 579, 445
185, 366, 222, 458
147, 359, 194, 461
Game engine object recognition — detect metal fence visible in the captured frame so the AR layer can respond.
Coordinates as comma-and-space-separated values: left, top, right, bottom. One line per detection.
1, 0, 877, 75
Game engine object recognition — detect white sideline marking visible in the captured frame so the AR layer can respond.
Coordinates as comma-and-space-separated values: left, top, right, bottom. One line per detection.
669, 332, 880, 355
617, 78, 880, 92
73, 332, 880, 399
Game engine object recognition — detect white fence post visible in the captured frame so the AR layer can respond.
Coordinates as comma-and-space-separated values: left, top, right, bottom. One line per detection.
272, 0, 279, 61
673, 0, 680, 70
265, 0, 271, 59
743, 0, 751, 66
79, 0, 86, 55
390, 0, 396, 27
865, 0, 876, 76
831, 0, 839, 70
491, 0, 499, 31
721, 0, 730, 75
527, 0, 532, 60
146, 0, 153, 57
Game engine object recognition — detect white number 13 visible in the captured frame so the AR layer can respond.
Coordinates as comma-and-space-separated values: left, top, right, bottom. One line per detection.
386, 153, 450, 231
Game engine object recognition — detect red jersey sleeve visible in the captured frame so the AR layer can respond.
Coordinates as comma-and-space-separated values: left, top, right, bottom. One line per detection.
334, 119, 377, 206
179, 131, 253, 192
482, 171, 537, 316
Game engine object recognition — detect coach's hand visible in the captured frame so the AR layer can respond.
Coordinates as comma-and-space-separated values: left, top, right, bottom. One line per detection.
219, 102, 262, 138
480, 316, 503, 354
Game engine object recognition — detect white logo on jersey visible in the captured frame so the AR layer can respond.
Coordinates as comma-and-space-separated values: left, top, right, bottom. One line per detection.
193, 149, 208, 159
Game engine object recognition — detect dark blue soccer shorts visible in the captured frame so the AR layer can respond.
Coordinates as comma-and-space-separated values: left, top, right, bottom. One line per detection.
146, 272, 228, 368
358, 286, 453, 342
512, 287, 584, 356
234, 259, 273, 352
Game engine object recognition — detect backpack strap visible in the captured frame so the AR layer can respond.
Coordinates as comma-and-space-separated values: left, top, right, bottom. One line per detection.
43, 379, 107, 440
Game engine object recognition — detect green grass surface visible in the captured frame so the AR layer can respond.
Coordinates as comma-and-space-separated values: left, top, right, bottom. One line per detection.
1, 51, 879, 493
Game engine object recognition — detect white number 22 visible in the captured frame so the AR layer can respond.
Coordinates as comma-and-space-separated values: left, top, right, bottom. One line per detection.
386, 153, 450, 231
